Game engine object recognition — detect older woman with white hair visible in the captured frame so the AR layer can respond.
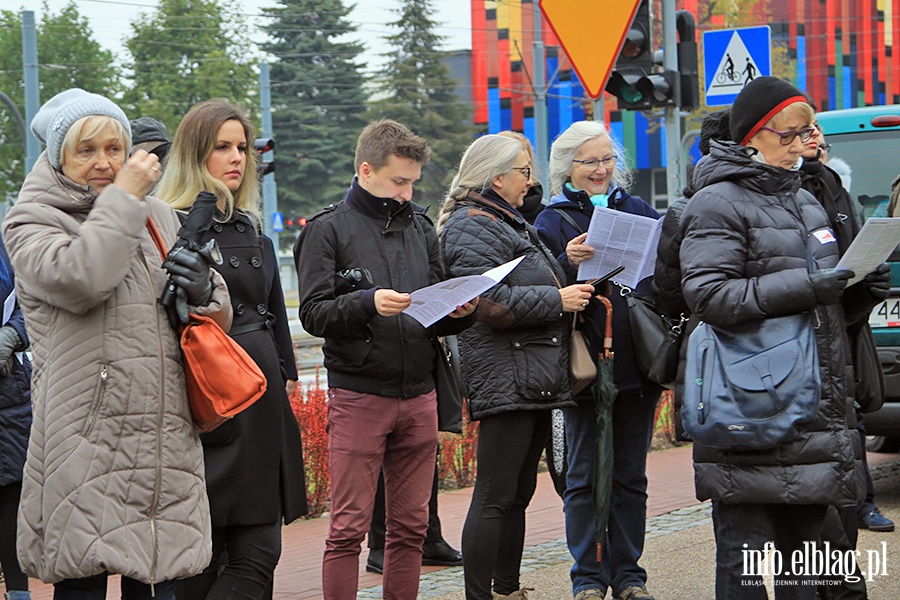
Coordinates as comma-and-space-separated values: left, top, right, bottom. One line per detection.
438, 134, 594, 600
534, 121, 661, 600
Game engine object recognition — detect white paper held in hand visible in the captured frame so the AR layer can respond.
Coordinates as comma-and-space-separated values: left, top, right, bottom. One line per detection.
575, 207, 663, 289
402, 255, 525, 328
834, 218, 900, 286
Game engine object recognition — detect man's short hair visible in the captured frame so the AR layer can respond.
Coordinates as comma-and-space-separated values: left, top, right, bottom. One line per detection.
354, 119, 429, 173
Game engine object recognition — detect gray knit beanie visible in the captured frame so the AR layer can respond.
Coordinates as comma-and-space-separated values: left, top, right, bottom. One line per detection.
30, 88, 131, 169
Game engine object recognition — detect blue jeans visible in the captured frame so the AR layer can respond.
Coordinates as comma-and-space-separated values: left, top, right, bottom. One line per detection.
53, 573, 174, 600
712, 502, 827, 599
563, 384, 658, 596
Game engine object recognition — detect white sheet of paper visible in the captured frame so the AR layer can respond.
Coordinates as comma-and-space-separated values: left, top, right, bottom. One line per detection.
835, 218, 900, 286
403, 256, 525, 328
576, 207, 663, 289
2, 289, 22, 364
2, 288, 14, 326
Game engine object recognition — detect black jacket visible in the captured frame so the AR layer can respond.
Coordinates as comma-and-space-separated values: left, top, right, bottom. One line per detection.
440, 190, 575, 420
0, 237, 31, 488
679, 142, 872, 507
298, 179, 473, 398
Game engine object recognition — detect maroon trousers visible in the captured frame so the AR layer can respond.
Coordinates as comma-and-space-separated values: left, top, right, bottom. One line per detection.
322, 388, 438, 600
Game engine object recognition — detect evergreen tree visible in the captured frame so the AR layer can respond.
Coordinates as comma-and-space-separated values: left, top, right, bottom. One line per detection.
262, 0, 369, 218
0, 2, 122, 202
123, 0, 257, 133
370, 0, 474, 209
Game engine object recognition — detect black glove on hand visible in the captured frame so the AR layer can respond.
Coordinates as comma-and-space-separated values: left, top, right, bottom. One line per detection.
163, 247, 213, 307
809, 268, 854, 305
864, 263, 892, 300
0, 325, 20, 377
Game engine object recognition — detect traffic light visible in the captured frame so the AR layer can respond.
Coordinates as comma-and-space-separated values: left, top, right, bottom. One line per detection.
253, 137, 275, 177
676, 10, 700, 112
605, 0, 678, 111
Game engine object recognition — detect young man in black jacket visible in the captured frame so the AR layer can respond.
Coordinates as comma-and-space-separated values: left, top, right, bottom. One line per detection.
296, 120, 477, 600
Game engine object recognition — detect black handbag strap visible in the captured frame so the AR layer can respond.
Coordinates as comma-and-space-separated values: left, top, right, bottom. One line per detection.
549, 207, 585, 235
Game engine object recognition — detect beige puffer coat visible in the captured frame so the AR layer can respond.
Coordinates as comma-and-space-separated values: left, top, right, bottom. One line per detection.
2, 153, 232, 585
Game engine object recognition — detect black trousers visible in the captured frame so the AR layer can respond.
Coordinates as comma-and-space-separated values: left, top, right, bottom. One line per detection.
713, 501, 828, 600
368, 455, 443, 549
0, 481, 28, 592
175, 522, 281, 600
461, 410, 550, 600
54, 573, 174, 600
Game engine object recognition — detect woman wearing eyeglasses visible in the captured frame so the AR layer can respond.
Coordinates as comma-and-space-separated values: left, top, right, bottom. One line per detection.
437, 135, 594, 600
677, 77, 887, 597
532, 121, 660, 600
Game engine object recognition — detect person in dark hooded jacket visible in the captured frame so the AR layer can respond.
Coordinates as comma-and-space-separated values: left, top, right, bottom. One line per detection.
678, 76, 887, 597
533, 121, 661, 600
0, 235, 32, 600
652, 108, 731, 439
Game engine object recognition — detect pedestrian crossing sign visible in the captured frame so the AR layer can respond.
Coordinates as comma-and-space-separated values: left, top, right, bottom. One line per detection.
703, 26, 771, 106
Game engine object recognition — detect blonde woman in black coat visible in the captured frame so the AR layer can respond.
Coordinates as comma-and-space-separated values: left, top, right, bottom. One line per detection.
157, 99, 307, 600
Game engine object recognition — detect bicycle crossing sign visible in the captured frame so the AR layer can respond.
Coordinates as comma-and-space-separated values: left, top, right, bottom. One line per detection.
703, 26, 771, 106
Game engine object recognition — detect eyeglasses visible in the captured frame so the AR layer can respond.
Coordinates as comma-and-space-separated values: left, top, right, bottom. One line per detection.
820, 143, 833, 152
572, 155, 617, 169
511, 165, 532, 180
758, 126, 817, 146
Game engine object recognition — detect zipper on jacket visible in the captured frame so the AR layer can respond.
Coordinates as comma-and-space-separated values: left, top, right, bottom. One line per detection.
81, 365, 108, 437
138, 251, 164, 591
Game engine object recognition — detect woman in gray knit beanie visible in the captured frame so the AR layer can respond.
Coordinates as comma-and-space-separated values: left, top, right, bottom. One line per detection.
3, 88, 233, 599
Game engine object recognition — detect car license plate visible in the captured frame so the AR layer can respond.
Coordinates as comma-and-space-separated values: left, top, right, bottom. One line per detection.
870, 298, 900, 328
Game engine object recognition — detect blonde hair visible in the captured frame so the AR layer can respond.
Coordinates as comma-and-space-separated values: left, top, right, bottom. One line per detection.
436, 135, 522, 234
769, 102, 816, 129
547, 121, 632, 197
156, 99, 260, 222
59, 116, 130, 169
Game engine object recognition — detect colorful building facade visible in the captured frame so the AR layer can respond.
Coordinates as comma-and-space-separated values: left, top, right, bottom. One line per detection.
470, 0, 899, 206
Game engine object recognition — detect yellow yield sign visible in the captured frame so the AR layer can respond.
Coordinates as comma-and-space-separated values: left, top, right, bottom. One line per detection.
539, 0, 643, 99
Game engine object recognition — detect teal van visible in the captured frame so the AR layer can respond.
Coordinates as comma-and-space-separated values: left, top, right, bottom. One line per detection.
816, 105, 900, 451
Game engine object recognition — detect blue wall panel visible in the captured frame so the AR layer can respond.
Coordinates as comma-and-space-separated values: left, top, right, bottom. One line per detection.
488, 87, 501, 133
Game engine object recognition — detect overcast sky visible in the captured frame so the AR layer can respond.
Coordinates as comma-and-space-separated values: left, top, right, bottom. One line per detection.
28, 0, 472, 72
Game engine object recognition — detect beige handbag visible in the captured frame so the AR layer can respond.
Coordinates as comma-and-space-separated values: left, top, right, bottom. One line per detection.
570, 314, 597, 394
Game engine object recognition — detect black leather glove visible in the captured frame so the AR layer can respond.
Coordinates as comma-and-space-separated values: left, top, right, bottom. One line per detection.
864, 263, 892, 300
162, 247, 213, 306
809, 268, 854, 305
0, 325, 20, 377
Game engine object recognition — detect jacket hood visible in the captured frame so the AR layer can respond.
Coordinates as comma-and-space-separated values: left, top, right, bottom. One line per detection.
691, 141, 802, 198
548, 184, 627, 210
17, 152, 98, 214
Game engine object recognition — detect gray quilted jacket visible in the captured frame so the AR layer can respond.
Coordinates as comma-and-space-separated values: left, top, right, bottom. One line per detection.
440, 191, 575, 421
2, 153, 232, 584
681, 142, 869, 508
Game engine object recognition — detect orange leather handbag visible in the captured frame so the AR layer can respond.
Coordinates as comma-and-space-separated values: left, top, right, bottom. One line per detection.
147, 217, 267, 433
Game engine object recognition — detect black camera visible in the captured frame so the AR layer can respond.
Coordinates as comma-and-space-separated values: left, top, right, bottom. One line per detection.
334, 267, 375, 295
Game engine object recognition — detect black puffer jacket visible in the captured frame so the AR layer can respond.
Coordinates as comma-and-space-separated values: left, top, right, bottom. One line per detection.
440, 190, 575, 421
679, 141, 870, 508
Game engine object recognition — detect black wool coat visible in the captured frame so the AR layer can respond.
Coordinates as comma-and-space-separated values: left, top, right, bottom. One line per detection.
193, 211, 308, 526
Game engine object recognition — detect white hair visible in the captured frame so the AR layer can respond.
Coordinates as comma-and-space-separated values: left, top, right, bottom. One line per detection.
547, 121, 633, 197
